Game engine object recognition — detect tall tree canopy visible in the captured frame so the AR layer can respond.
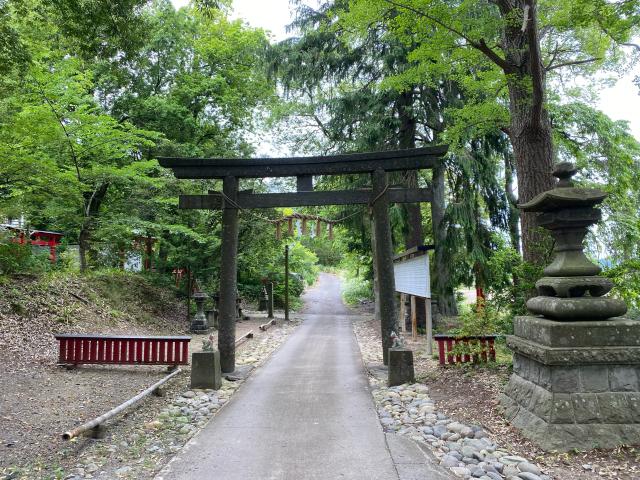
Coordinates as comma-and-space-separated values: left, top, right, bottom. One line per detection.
0, 0, 277, 275
339, 0, 640, 265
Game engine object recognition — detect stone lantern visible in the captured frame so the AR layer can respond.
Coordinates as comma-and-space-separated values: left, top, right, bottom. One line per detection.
191, 291, 209, 333
501, 163, 639, 451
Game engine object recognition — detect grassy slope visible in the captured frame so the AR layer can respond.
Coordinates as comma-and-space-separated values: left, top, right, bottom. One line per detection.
0, 271, 189, 370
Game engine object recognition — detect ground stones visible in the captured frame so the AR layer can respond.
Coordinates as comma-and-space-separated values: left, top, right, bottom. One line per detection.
368, 381, 552, 479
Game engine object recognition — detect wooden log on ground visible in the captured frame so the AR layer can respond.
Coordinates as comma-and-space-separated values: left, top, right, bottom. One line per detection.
259, 319, 276, 331
234, 330, 254, 348
62, 368, 182, 440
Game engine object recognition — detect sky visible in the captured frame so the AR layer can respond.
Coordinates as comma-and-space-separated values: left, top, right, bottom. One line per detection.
173, 0, 640, 140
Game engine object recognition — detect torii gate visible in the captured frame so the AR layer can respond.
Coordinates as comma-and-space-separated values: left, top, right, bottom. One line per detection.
159, 146, 447, 373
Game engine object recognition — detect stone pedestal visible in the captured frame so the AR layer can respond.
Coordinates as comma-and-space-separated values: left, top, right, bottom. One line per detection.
191, 350, 222, 389
501, 316, 640, 451
388, 348, 415, 387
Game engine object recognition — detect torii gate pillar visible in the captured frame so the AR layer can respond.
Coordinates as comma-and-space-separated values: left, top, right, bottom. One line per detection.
371, 169, 397, 365
219, 176, 239, 373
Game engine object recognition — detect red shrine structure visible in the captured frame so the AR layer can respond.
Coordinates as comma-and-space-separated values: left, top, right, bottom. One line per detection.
4, 226, 64, 263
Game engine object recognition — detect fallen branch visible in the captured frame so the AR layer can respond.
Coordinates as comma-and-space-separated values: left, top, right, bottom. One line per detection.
70, 292, 89, 305
62, 368, 182, 440
234, 330, 254, 348
259, 319, 276, 331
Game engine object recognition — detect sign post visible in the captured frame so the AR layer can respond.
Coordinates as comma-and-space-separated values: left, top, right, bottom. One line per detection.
393, 246, 433, 355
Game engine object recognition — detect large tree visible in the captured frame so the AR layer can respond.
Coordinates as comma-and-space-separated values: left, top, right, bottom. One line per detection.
342, 0, 640, 265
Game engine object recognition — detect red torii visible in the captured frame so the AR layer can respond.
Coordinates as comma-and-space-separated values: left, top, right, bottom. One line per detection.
6, 227, 64, 263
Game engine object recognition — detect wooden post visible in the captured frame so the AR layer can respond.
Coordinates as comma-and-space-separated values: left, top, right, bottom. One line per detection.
371, 169, 397, 365
425, 297, 433, 355
411, 295, 418, 341
398, 293, 406, 333
370, 217, 381, 324
219, 176, 240, 373
284, 244, 290, 321
267, 282, 274, 319
276, 222, 282, 240
186, 268, 192, 325
296, 174, 313, 192
144, 236, 152, 271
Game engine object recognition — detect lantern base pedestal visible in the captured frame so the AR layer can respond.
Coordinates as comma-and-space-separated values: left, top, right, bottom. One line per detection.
501, 316, 640, 451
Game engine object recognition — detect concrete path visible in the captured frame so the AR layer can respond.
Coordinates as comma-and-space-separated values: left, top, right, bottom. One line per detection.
157, 273, 450, 480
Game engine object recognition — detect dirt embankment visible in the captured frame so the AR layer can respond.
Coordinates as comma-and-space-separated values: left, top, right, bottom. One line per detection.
0, 271, 189, 474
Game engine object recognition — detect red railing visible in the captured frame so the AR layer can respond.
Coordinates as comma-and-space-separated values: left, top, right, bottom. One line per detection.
54, 335, 191, 366
434, 334, 497, 366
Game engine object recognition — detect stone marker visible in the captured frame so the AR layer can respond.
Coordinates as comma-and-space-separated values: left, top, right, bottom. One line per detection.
191, 349, 222, 390
388, 348, 415, 386
501, 163, 639, 451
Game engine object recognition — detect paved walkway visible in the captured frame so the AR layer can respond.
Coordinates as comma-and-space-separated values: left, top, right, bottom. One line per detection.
157, 273, 449, 480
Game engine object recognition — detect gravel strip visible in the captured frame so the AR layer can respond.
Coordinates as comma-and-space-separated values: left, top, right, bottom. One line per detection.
353, 318, 553, 480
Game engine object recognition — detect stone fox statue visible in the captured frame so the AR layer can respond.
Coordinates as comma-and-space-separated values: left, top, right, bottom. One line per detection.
390, 331, 405, 349
202, 333, 215, 352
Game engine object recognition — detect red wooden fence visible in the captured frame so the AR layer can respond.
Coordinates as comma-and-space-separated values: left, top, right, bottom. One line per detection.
433, 334, 497, 366
54, 335, 191, 366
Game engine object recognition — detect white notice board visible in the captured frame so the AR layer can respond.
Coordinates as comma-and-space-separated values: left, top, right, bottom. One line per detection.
393, 254, 431, 298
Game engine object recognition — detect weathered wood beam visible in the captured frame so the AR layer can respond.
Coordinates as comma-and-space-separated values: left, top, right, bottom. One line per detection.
393, 244, 436, 261
179, 188, 433, 209
297, 175, 313, 192
158, 146, 447, 179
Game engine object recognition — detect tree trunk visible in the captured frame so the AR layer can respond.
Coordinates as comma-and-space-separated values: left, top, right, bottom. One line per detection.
78, 182, 109, 273
431, 163, 458, 317
499, 0, 555, 266
157, 232, 169, 274
507, 86, 554, 265
397, 91, 423, 249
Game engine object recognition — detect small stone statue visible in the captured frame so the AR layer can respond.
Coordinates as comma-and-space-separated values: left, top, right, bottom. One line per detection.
390, 331, 405, 349
202, 333, 215, 352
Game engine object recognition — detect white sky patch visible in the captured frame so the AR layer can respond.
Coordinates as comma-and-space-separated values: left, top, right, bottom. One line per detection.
596, 72, 640, 139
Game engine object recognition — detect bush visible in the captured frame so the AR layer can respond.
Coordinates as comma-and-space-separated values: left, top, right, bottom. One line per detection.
448, 300, 511, 358
451, 301, 505, 337
603, 259, 640, 319
0, 238, 52, 275
342, 276, 373, 306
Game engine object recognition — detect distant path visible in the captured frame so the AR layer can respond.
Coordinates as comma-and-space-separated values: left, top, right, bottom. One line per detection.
157, 272, 399, 479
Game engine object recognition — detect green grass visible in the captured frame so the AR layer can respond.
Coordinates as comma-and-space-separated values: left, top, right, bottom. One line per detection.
341, 276, 373, 306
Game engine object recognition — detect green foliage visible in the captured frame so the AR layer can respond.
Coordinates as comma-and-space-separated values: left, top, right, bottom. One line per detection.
287, 242, 320, 286
449, 300, 511, 360
0, 0, 291, 305
340, 249, 373, 306
603, 260, 640, 319
0, 236, 53, 275
301, 235, 343, 266
342, 276, 373, 306
453, 301, 508, 338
